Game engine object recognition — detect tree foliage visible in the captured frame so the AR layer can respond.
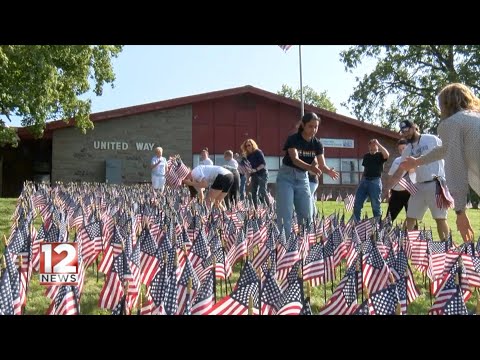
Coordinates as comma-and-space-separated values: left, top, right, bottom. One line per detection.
0, 45, 123, 147
277, 84, 337, 112
340, 45, 480, 133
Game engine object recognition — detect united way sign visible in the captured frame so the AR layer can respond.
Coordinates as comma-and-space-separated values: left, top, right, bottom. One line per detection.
320, 138, 354, 148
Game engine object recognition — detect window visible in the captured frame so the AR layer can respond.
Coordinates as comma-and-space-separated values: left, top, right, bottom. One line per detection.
192, 154, 200, 168
322, 158, 341, 184
321, 158, 364, 185
341, 158, 360, 185
265, 156, 281, 184
213, 155, 227, 166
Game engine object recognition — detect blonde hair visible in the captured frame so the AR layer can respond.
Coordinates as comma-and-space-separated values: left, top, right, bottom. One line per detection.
241, 139, 259, 154
438, 83, 480, 120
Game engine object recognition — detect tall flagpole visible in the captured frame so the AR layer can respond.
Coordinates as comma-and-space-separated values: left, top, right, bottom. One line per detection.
299, 45, 304, 117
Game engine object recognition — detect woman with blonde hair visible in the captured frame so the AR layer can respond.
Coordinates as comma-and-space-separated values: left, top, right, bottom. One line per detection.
241, 138, 270, 208
401, 83, 480, 242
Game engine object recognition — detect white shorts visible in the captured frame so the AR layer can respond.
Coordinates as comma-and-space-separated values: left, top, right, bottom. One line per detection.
152, 175, 166, 191
406, 181, 447, 220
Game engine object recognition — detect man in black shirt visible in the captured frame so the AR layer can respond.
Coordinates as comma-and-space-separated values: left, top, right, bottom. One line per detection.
353, 138, 389, 221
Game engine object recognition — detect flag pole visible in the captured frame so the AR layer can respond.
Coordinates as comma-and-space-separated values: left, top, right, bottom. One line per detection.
299, 45, 304, 117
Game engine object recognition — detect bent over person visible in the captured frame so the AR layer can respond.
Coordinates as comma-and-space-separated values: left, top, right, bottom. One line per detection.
182, 165, 234, 211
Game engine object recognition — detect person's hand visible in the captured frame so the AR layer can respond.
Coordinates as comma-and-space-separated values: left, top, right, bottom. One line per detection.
310, 164, 322, 176
456, 211, 474, 242
371, 139, 379, 146
327, 167, 339, 180
400, 156, 418, 171
383, 189, 391, 202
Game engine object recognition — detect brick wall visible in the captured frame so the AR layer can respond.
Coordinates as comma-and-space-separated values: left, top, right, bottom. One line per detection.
52, 105, 192, 183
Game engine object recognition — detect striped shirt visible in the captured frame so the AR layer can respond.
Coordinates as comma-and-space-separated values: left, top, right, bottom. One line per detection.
418, 110, 480, 211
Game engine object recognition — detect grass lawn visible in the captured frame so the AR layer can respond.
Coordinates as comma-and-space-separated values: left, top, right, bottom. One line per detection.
0, 197, 478, 315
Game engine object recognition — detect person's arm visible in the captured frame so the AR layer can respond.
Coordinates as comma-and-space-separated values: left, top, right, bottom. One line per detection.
197, 187, 205, 202
373, 139, 389, 160
415, 145, 446, 166
151, 158, 162, 169
183, 178, 209, 189
288, 148, 322, 175
316, 154, 339, 179
435, 122, 469, 213
250, 150, 266, 173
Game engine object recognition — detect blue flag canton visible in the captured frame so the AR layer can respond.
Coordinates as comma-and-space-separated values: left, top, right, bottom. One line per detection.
428, 239, 449, 255
365, 245, 385, 270
139, 228, 157, 257
231, 281, 259, 309
443, 287, 468, 315
396, 276, 407, 302
192, 269, 214, 307
7, 226, 28, 255
304, 242, 324, 265
393, 249, 408, 279
0, 268, 14, 315
276, 278, 302, 310
163, 273, 178, 315
260, 272, 281, 307
150, 265, 168, 307
343, 267, 359, 307
369, 285, 399, 315
179, 259, 200, 290
85, 220, 102, 242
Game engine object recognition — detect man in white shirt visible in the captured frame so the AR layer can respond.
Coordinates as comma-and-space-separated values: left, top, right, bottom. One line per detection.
223, 150, 238, 168
151, 147, 168, 192
387, 120, 449, 240
199, 148, 214, 165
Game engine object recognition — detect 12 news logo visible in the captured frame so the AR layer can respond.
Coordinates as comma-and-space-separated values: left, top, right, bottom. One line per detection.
39, 243, 79, 286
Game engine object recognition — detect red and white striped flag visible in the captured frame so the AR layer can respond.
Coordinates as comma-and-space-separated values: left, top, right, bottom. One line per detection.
344, 194, 355, 212
278, 45, 293, 52
398, 174, 418, 195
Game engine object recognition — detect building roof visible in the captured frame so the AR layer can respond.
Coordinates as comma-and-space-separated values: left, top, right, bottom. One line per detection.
18, 85, 400, 140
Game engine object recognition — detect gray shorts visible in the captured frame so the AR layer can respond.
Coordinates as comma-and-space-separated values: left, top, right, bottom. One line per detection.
406, 181, 447, 220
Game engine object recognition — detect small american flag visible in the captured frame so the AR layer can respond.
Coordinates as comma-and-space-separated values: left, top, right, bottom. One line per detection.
397, 174, 418, 195
278, 45, 293, 52
435, 177, 455, 210
344, 194, 355, 212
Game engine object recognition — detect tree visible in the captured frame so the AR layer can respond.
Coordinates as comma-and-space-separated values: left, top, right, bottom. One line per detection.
0, 45, 123, 147
277, 84, 337, 112
340, 45, 480, 133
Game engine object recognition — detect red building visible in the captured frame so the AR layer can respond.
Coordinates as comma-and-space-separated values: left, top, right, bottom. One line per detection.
1, 85, 400, 197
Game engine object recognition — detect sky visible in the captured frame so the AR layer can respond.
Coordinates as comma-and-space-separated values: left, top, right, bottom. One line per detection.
11, 45, 378, 127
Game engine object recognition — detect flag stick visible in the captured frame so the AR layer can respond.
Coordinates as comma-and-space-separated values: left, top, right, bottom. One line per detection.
299, 45, 304, 118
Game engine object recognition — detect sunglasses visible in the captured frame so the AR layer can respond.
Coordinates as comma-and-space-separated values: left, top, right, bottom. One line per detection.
246, 144, 252, 147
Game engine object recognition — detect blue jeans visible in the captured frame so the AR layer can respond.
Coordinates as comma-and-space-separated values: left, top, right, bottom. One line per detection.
276, 165, 312, 236
353, 177, 382, 221
239, 174, 246, 200
250, 170, 270, 208
309, 181, 319, 217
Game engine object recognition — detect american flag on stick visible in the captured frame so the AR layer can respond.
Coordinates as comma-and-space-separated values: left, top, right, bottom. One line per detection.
397, 174, 418, 195
344, 194, 355, 212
